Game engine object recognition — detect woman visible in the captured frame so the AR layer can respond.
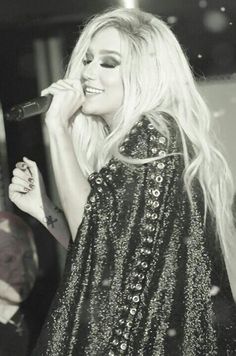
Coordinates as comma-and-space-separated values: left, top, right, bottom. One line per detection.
9, 7, 236, 356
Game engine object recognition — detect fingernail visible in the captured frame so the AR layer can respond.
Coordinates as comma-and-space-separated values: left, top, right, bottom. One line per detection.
24, 187, 29, 192
16, 162, 27, 169
29, 184, 34, 189
28, 178, 34, 183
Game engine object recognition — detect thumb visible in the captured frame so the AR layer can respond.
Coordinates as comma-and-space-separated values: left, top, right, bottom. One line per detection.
23, 157, 38, 176
23, 157, 36, 167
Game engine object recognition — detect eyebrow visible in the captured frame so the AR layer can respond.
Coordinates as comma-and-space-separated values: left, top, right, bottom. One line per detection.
87, 49, 121, 57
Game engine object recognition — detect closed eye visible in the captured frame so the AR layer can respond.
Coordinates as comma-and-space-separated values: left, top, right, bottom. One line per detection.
82, 58, 120, 69
100, 62, 119, 68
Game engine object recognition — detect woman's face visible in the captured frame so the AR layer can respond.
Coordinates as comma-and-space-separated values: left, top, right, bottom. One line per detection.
81, 27, 124, 125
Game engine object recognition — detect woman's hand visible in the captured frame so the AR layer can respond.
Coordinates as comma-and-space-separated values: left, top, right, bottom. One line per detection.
41, 79, 85, 131
9, 157, 49, 220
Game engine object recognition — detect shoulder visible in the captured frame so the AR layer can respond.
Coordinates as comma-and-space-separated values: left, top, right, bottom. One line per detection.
117, 113, 183, 160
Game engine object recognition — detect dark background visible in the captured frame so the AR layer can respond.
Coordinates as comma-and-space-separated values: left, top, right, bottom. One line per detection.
0, 0, 235, 352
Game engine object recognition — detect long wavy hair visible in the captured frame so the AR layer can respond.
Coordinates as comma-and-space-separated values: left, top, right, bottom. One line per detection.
65, 8, 236, 299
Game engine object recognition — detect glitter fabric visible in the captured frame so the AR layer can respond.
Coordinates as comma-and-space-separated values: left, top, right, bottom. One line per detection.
32, 116, 236, 355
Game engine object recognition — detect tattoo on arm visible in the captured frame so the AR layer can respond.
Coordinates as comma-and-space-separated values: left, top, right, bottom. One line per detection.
43, 215, 58, 228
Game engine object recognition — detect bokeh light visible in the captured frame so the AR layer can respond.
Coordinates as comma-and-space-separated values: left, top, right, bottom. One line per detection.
167, 329, 177, 337
203, 10, 229, 33
199, 0, 208, 9
167, 16, 178, 25
209, 285, 220, 296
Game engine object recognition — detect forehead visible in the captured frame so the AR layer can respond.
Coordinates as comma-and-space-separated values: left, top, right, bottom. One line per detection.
89, 27, 121, 53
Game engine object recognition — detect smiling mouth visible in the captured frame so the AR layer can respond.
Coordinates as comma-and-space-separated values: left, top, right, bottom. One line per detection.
84, 86, 104, 95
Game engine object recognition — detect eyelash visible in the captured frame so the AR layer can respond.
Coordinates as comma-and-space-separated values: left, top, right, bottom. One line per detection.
82, 59, 119, 69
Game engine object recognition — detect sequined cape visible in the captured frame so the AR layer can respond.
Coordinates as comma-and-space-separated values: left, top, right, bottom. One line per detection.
32, 116, 236, 356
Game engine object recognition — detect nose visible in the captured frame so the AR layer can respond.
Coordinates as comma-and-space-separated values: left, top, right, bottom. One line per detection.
81, 61, 97, 81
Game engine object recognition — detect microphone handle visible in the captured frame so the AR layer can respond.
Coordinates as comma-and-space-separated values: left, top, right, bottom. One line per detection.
4, 94, 53, 121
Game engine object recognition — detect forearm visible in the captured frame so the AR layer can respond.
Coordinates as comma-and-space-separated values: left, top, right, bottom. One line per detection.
47, 127, 91, 240
37, 197, 71, 249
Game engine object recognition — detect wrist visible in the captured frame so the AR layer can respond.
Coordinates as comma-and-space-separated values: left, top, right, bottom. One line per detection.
33, 195, 53, 221
45, 117, 70, 135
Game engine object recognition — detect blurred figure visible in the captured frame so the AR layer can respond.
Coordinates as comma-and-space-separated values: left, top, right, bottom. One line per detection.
0, 211, 38, 356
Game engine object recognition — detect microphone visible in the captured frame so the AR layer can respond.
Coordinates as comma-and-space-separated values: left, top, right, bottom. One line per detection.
4, 94, 53, 121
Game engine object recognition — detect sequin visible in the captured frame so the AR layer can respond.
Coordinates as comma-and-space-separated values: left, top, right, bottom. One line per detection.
90, 196, 96, 203
123, 333, 129, 340
85, 204, 91, 211
120, 343, 127, 351
146, 237, 154, 243
112, 339, 119, 346
152, 189, 160, 197
159, 150, 166, 156
109, 163, 117, 171
141, 261, 148, 269
132, 295, 140, 303
138, 273, 145, 280
130, 308, 137, 315
159, 136, 166, 144
157, 162, 165, 169
126, 321, 132, 328
155, 175, 163, 183
88, 173, 95, 181
95, 177, 103, 184
135, 283, 142, 291
152, 201, 160, 208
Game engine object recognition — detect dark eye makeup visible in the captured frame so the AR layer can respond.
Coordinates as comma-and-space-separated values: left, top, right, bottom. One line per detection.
82, 56, 120, 69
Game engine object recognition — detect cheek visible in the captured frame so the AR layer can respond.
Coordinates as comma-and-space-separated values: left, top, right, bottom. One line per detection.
105, 77, 123, 104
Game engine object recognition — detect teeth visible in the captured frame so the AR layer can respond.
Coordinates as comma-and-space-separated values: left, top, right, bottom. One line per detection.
85, 87, 104, 94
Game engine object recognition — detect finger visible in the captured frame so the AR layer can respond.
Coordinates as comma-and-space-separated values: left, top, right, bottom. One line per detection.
22, 157, 38, 178
15, 162, 29, 171
66, 79, 83, 91
41, 85, 74, 96
22, 157, 38, 172
56, 80, 74, 89
50, 83, 73, 90
9, 183, 30, 195
13, 168, 33, 182
11, 176, 34, 190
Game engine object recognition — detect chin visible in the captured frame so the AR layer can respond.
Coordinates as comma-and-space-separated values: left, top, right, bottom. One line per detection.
81, 106, 96, 116
0, 280, 23, 304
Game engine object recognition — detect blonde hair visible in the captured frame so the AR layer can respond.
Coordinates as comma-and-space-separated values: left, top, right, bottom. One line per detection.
65, 8, 236, 298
